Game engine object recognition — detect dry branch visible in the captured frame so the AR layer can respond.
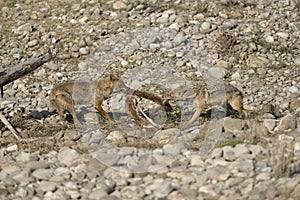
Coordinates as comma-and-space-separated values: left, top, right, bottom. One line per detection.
0, 48, 53, 140
0, 112, 20, 140
0, 49, 53, 96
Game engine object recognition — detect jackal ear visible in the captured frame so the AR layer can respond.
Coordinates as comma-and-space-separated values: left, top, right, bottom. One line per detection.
109, 73, 119, 81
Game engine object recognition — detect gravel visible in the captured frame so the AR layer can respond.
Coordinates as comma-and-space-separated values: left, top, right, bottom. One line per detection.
0, 0, 300, 199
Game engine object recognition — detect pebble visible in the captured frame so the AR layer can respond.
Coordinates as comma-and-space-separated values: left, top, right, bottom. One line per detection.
289, 86, 299, 94
24, 161, 49, 170
6, 144, 18, 152
295, 57, 300, 65
57, 147, 81, 167
222, 146, 236, 161
1, 1, 300, 199
263, 119, 276, 132
207, 67, 228, 79
79, 47, 89, 55
201, 21, 211, 31
190, 156, 205, 167
113, 1, 127, 10
156, 13, 169, 24
28, 40, 38, 47
223, 118, 246, 132
163, 143, 186, 155
153, 181, 173, 199
265, 35, 274, 43
275, 114, 297, 133
88, 189, 108, 199
31, 169, 53, 180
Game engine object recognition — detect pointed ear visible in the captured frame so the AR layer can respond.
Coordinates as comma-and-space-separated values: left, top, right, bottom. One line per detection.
109, 74, 114, 80
110, 73, 120, 81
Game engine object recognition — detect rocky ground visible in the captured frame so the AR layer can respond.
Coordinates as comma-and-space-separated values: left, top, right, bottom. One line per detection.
0, 0, 300, 199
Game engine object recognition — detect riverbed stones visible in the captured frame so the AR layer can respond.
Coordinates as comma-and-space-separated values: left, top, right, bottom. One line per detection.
1, 0, 300, 199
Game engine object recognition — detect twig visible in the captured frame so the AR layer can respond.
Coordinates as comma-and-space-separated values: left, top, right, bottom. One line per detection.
0, 48, 53, 96
0, 112, 20, 141
136, 103, 163, 130
0, 48, 53, 139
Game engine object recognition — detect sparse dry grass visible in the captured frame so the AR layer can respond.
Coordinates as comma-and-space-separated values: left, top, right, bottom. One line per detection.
0, 113, 88, 154
268, 137, 296, 178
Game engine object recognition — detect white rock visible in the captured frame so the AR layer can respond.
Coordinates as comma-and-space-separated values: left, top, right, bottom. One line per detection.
263, 119, 276, 132
28, 39, 38, 47
207, 66, 228, 79
107, 131, 127, 144
275, 114, 297, 133
231, 71, 241, 80
57, 147, 81, 167
265, 35, 274, 43
32, 169, 53, 180
173, 33, 186, 46
169, 22, 179, 31
79, 16, 88, 24
55, 72, 63, 77
294, 142, 300, 151
113, 1, 127, 10
201, 21, 211, 31
276, 32, 289, 39
156, 13, 169, 24
295, 57, 300, 65
70, 19, 77, 24
79, 47, 89, 55
289, 86, 299, 94
17, 23, 32, 32
6, 144, 18, 152
77, 61, 88, 71
256, 172, 271, 181
163, 143, 186, 155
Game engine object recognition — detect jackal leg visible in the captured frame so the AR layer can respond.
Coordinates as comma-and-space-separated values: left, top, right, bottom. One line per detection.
132, 90, 173, 112
52, 94, 81, 124
94, 98, 113, 121
227, 95, 248, 118
182, 98, 206, 129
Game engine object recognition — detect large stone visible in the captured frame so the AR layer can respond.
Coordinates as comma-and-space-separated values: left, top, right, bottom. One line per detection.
201, 21, 211, 32
216, 60, 232, 69
107, 131, 127, 144
113, 1, 127, 10
24, 161, 49, 170
275, 114, 297, 133
57, 147, 81, 167
31, 169, 53, 180
152, 128, 180, 145
207, 67, 228, 79
263, 119, 276, 132
190, 156, 205, 167
163, 143, 186, 155
204, 167, 221, 180
246, 55, 268, 68
223, 118, 246, 132
153, 181, 173, 199
234, 144, 251, 157
88, 189, 108, 199
222, 146, 236, 161
16, 152, 39, 163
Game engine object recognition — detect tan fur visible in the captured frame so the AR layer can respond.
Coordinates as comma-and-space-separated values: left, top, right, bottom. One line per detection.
50, 74, 122, 124
166, 83, 247, 129
125, 90, 172, 128
50, 73, 172, 126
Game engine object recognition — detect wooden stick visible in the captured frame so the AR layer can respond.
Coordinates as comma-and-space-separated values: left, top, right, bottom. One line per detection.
0, 48, 53, 140
0, 48, 53, 92
0, 112, 20, 141
136, 102, 163, 130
